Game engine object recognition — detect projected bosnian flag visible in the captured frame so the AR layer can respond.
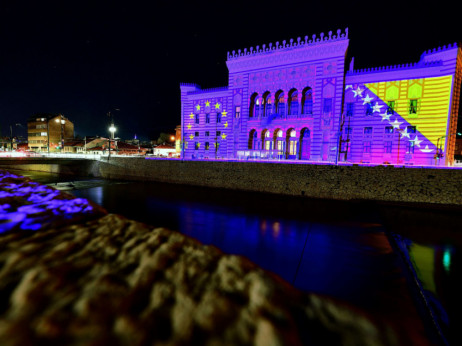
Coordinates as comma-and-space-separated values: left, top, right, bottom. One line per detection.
343, 75, 453, 166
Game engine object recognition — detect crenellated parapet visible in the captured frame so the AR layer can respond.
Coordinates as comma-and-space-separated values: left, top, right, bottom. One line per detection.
227, 28, 348, 61
420, 42, 460, 57
187, 86, 229, 95
180, 82, 200, 88
346, 60, 443, 76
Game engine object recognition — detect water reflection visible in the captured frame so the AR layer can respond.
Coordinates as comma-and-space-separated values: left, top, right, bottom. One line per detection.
12, 170, 460, 344
403, 241, 456, 342
84, 186, 104, 206
72, 184, 426, 317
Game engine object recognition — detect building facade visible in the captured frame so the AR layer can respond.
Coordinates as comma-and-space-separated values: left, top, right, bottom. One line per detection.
27, 114, 74, 152
180, 29, 461, 166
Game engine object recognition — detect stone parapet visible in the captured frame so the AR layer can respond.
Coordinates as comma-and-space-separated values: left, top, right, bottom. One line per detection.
99, 158, 462, 206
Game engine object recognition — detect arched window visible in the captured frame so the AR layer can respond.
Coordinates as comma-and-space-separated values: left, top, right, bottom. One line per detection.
275, 90, 285, 117
299, 128, 311, 160
302, 88, 313, 115
248, 129, 258, 149
288, 89, 299, 116
275, 129, 285, 157
249, 93, 258, 118
287, 128, 297, 159
263, 92, 272, 117
255, 98, 261, 117
263, 130, 272, 150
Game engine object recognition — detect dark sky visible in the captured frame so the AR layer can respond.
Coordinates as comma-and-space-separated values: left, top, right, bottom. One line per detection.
1, 0, 460, 141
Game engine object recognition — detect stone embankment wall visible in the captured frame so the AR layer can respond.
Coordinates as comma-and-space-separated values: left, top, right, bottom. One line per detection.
97, 158, 462, 206
0, 158, 98, 176
1, 157, 461, 205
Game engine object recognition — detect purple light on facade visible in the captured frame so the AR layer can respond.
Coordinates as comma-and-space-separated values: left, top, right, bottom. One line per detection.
180, 29, 461, 167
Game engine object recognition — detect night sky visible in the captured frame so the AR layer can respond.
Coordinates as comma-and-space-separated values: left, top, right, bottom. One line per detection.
1, 1, 461, 141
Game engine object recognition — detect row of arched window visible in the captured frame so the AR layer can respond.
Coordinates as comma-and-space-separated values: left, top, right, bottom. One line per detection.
249, 87, 313, 118
248, 128, 311, 160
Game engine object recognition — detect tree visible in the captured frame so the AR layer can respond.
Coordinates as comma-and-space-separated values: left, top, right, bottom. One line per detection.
156, 132, 173, 145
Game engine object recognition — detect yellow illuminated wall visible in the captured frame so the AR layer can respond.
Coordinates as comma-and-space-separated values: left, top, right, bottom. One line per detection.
365, 75, 453, 149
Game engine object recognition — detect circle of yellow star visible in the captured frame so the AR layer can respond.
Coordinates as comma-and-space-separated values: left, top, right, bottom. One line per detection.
221, 133, 227, 140
205, 100, 210, 107
215, 103, 221, 110
187, 124, 192, 130
189, 113, 194, 119
195, 104, 201, 111
221, 110, 227, 117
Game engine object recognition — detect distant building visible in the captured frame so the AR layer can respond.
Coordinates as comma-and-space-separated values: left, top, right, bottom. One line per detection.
27, 114, 74, 152
63, 139, 85, 153
84, 137, 147, 155
180, 29, 461, 166
125, 137, 140, 146
0, 137, 9, 150
153, 144, 176, 157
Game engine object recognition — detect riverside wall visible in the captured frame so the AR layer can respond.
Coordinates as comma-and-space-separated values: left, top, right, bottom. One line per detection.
1, 157, 461, 206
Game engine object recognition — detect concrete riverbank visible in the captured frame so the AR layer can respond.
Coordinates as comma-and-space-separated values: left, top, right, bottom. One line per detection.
0, 169, 403, 345
1, 157, 461, 206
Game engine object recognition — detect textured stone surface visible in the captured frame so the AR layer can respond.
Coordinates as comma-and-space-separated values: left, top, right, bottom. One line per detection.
0, 169, 399, 345
0, 214, 398, 346
98, 158, 462, 206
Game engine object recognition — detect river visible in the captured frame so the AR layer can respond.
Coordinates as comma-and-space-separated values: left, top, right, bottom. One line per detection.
15, 169, 461, 344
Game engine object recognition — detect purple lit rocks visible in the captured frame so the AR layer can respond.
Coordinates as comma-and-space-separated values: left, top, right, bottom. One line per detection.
0, 170, 105, 233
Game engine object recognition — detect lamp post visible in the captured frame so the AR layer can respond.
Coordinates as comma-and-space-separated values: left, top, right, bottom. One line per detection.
9, 123, 23, 151
108, 123, 116, 159
106, 109, 119, 159
435, 132, 461, 166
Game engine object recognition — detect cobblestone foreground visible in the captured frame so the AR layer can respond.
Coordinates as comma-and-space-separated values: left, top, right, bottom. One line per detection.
0, 170, 398, 345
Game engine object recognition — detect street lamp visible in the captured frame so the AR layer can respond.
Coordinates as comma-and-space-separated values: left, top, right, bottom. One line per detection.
108, 123, 116, 158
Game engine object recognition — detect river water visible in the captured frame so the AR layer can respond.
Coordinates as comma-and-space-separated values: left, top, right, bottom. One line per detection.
16, 170, 462, 344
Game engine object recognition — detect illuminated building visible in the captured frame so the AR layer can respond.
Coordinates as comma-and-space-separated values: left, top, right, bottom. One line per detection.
180, 29, 461, 166
27, 114, 74, 152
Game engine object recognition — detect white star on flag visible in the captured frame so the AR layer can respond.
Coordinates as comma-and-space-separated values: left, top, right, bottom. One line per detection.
372, 102, 384, 113
390, 118, 403, 129
412, 135, 423, 147
379, 112, 391, 122
400, 127, 411, 138
420, 145, 434, 153
352, 86, 363, 97
362, 93, 374, 104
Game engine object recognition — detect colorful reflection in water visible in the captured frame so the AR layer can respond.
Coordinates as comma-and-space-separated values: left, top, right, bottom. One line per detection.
398, 240, 458, 342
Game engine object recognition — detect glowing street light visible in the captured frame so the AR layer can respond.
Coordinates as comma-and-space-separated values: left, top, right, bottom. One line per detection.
109, 124, 116, 139
108, 123, 116, 158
